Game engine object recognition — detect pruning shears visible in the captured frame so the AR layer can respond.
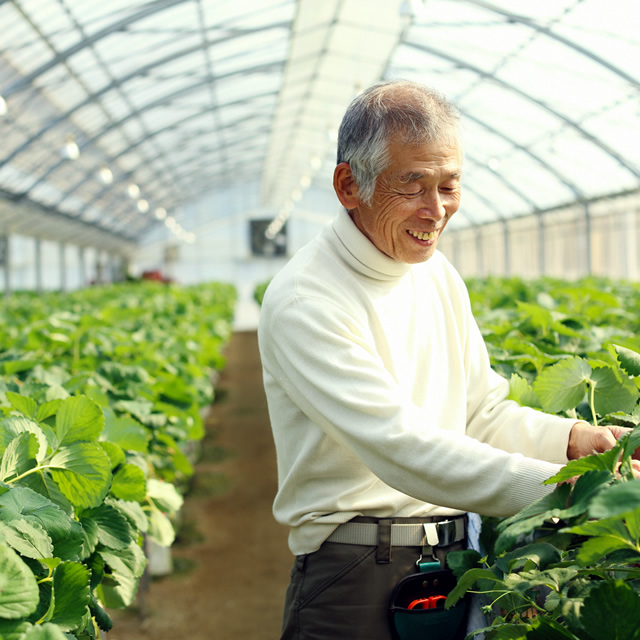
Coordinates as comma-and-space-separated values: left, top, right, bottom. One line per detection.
407, 595, 447, 610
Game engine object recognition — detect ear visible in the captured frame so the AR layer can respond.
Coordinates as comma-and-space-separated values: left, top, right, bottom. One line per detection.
333, 163, 361, 210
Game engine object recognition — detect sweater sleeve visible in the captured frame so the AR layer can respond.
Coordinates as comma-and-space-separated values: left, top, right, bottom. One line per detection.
455, 276, 574, 464
260, 291, 568, 519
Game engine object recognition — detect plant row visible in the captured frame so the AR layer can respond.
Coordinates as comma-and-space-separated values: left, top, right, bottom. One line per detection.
0, 281, 236, 640
450, 276, 640, 639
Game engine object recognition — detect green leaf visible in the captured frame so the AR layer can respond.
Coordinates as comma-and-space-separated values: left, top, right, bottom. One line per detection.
49, 443, 112, 509
591, 364, 639, 416
99, 441, 125, 469
107, 497, 148, 533
147, 509, 176, 547
21, 472, 73, 516
97, 541, 147, 608
508, 373, 541, 409
51, 520, 84, 564
589, 481, 640, 519
0, 619, 32, 640
614, 344, 640, 377
1, 432, 38, 482
101, 412, 148, 452
545, 443, 622, 484
36, 399, 62, 423
79, 503, 133, 550
22, 623, 69, 640
146, 478, 183, 513
0, 518, 54, 559
579, 580, 640, 640
55, 396, 105, 446
5, 391, 37, 419
49, 561, 91, 631
444, 568, 502, 608
110, 463, 146, 502
575, 533, 634, 566
533, 357, 591, 413
89, 594, 113, 633
527, 616, 580, 639
0, 543, 40, 619
0, 416, 48, 461
79, 514, 99, 557
446, 549, 482, 579
0, 487, 71, 542
497, 542, 561, 574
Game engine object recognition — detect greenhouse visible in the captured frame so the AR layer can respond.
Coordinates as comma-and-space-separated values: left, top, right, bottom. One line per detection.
1, 1, 640, 639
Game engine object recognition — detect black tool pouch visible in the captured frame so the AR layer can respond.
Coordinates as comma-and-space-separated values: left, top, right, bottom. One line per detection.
388, 567, 469, 640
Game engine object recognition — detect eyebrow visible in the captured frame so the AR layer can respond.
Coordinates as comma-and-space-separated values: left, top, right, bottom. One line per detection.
398, 170, 462, 183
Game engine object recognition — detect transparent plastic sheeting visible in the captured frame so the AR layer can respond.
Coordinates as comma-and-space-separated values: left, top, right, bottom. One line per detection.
0, 0, 638, 247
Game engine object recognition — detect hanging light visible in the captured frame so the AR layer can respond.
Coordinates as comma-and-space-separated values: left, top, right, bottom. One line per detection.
0, 94, 7, 117
155, 207, 167, 220
137, 199, 149, 213
488, 158, 500, 171
97, 165, 113, 185
127, 183, 140, 199
300, 175, 311, 188
61, 134, 80, 160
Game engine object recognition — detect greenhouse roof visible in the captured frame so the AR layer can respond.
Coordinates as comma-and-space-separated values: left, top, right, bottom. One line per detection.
0, 0, 638, 252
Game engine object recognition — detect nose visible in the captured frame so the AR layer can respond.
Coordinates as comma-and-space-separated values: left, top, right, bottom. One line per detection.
417, 189, 446, 221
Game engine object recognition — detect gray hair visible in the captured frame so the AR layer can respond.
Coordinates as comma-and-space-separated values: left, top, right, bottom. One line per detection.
336, 80, 460, 205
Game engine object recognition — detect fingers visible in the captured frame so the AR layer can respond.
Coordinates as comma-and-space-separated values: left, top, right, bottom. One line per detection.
607, 426, 640, 461
590, 427, 618, 454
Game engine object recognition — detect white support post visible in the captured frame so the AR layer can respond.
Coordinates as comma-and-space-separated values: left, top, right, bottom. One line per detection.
95, 251, 103, 285
1, 235, 9, 297
502, 220, 510, 277
584, 203, 592, 276
78, 246, 86, 288
59, 242, 67, 292
475, 226, 483, 277
35, 237, 42, 293
537, 213, 545, 276
624, 208, 638, 280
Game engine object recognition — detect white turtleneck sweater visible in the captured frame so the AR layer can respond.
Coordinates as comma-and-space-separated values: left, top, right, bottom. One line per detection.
258, 209, 575, 556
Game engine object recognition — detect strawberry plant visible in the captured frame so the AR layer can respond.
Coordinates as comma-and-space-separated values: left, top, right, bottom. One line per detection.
446, 277, 640, 639
0, 281, 236, 638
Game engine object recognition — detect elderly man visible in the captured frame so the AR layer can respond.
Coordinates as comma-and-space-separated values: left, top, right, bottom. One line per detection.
257, 80, 622, 640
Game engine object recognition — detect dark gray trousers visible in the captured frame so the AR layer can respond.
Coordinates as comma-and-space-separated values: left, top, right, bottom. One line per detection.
281, 517, 466, 640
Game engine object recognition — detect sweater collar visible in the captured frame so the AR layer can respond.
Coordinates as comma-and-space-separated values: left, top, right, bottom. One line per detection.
330, 208, 412, 281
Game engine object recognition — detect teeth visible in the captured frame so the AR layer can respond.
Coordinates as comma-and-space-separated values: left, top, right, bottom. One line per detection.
408, 230, 435, 241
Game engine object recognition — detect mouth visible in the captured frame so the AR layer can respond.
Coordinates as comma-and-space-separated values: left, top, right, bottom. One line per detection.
407, 229, 436, 241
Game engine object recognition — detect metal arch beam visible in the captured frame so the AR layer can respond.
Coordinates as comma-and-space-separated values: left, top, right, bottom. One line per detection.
404, 41, 640, 180
462, 0, 640, 90
464, 151, 539, 212
76, 150, 267, 237
2, 0, 193, 98
57, 116, 271, 216
0, 188, 137, 245
0, 50, 285, 167
52, 109, 268, 207
18, 87, 278, 198
461, 111, 585, 201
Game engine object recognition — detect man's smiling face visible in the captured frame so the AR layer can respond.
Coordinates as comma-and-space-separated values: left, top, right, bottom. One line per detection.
349, 136, 462, 264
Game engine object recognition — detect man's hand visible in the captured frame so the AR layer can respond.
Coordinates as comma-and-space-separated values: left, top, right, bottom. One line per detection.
567, 421, 618, 460
567, 421, 640, 477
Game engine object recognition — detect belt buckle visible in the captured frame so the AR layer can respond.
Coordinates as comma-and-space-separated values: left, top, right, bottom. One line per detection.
436, 519, 457, 547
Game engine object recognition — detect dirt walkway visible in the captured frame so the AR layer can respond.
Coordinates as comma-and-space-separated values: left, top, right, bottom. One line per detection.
108, 331, 292, 640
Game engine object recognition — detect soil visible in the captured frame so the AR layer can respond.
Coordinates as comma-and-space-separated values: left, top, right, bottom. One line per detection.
108, 330, 292, 640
